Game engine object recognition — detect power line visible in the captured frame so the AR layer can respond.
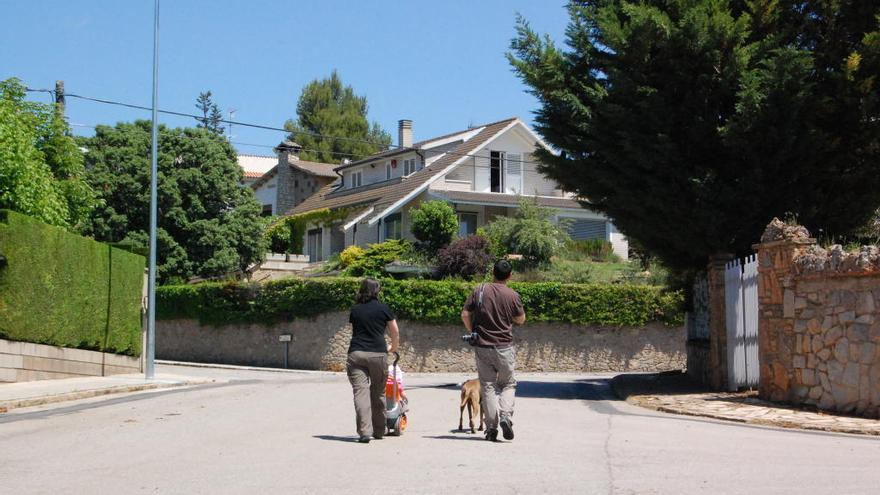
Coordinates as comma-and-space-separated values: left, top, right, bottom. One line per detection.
27, 87, 545, 166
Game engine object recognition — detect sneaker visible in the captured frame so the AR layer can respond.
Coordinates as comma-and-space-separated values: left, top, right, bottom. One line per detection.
485, 428, 498, 442
372, 434, 384, 440
358, 436, 371, 444
500, 418, 514, 441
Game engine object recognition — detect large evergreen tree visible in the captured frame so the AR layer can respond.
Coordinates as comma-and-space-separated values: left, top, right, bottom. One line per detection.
81, 121, 264, 283
0, 78, 96, 229
509, 1, 880, 270
285, 70, 391, 163
195, 90, 225, 135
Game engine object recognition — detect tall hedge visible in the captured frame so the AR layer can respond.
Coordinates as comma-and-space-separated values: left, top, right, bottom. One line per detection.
156, 278, 683, 327
0, 210, 144, 355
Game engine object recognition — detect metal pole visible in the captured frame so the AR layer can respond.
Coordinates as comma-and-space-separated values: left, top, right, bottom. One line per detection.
284, 341, 289, 369
145, 0, 160, 379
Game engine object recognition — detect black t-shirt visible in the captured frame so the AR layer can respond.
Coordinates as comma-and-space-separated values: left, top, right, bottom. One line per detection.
348, 299, 396, 353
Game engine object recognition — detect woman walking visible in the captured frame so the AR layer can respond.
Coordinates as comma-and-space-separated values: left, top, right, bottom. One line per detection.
347, 278, 399, 443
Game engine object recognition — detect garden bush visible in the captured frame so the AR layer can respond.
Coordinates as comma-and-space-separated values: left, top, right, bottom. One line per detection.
0, 210, 144, 355
156, 277, 684, 327
562, 239, 619, 262
339, 245, 365, 268
410, 200, 458, 254
484, 197, 569, 267
343, 239, 411, 277
437, 235, 492, 280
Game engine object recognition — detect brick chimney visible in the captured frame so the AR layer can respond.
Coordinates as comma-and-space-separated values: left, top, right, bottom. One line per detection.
398, 119, 413, 148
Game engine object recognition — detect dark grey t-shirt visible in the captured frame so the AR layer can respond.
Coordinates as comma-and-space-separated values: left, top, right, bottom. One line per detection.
465, 283, 524, 346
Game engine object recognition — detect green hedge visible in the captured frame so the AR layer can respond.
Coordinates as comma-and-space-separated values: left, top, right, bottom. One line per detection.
157, 278, 684, 327
0, 210, 144, 355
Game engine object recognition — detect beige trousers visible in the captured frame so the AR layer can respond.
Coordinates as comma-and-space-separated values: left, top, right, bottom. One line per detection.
475, 345, 516, 431
346, 351, 388, 438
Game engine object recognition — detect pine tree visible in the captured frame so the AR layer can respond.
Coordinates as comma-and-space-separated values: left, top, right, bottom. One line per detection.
195, 90, 224, 135
508, 1, 880, 270
284, 70, 391, 163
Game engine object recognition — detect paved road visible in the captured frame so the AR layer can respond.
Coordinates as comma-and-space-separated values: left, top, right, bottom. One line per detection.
2, 364, 879, 494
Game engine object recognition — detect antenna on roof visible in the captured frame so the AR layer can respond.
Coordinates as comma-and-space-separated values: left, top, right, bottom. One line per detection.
467, 119, 475, 129
227, 108, 237, 141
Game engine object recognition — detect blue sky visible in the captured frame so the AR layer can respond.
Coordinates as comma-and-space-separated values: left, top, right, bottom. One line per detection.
0, 0, 569, 156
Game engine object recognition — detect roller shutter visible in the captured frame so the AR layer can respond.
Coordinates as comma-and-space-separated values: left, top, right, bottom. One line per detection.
562, 218, 606, 240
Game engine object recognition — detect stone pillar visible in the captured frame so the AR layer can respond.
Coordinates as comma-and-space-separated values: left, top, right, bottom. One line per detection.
707, 254, 734, 390
753, 222, 816, 402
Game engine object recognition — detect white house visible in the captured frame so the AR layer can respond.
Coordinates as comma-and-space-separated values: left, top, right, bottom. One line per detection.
288, 118, 627, 262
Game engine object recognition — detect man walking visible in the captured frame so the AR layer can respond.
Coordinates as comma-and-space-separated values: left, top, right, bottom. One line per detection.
461, 260, 526, 442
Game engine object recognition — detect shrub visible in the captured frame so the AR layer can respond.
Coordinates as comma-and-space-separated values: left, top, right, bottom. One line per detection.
562, 239, 618, 262
0, 210, 144, 355
339, 245, 365, 268
485, 197, 569, 267
343, 240, 411, 277
156, 277, 684, 327
410, 200, 458, 254
437, 235, 492, 280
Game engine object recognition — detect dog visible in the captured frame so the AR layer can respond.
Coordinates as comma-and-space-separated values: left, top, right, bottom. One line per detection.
458, 378, 484, 433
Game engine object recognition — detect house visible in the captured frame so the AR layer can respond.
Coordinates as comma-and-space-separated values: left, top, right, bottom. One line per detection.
288, 118, 628, 262
249, 141, 338, 216
238, 153, 277, 187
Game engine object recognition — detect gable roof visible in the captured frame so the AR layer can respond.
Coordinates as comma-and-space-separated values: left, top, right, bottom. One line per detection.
286, 117, 520, 221
249, 154, 339, 189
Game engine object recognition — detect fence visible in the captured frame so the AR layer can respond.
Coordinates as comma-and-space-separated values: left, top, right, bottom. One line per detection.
724, 254, 759, 390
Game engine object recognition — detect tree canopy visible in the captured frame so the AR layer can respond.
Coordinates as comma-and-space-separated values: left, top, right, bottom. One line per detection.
80, 121, 264, 283
509, 1, 880, 270
284, 70, 391, 163
195, 90, 225, 135
410, 200, 459, 254
0, 77, 96, 229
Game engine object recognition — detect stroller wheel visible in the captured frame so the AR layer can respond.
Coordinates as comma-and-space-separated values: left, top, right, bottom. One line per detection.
388, 416, 403, 436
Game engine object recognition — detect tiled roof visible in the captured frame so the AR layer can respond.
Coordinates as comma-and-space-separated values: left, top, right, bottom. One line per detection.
243, 170, 265, 179
287, 155, 338, 178
286, 118, 518, 219
237, 154, 277, 175
431, 190, 585, 210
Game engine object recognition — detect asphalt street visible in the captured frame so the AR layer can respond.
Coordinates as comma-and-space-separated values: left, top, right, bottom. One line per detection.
2, 364, 879, 494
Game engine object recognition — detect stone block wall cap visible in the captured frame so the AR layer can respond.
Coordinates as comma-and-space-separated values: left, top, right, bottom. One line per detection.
753, 238, 817, 250
760, 218, 812, 243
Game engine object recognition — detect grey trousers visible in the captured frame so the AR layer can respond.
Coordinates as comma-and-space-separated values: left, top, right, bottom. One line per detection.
346, 351, 388, 438
475, 345, 516, 431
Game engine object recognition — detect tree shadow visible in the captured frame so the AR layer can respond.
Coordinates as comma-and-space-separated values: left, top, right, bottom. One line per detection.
312, 434, 360, 443
514, 378, 617, 401
423, 434, 486, 442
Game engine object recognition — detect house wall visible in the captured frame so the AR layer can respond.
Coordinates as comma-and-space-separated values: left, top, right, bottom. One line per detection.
342, 152, 422, 189
523, 152, 561, 196
253, 175, 277, 214
275, 153, 334, 216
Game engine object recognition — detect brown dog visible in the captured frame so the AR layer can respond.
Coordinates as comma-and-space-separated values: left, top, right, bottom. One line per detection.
458, 378, 484, 433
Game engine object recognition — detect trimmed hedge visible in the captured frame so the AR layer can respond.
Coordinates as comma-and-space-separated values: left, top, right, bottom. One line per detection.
156, 278, 684, 327
0, 210, 144, 355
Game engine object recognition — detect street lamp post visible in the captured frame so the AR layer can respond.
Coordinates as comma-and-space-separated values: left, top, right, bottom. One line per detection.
145, 0, 160, 379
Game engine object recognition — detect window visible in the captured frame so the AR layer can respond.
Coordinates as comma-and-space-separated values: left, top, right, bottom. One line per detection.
458, 213, 477, 237
294, 179, 299, 188
307, 228, 323, 262
403, 158, 418, 176
261, 204, 273, 217
490, 151, 504, 193
350, 171, 363, 188
384, 213, 402, 240
386, 163, 392, 180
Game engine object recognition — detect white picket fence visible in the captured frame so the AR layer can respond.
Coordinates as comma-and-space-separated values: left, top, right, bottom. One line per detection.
724, 255, 760, 390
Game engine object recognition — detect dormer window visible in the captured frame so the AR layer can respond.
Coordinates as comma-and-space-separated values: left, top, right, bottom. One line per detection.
350, 171, 363, 188
403, 158, 418, 176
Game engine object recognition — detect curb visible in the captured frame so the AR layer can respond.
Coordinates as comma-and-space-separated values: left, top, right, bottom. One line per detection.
156, 359, 337, 375
610, 375, 880, 437
0, 379, 211, 412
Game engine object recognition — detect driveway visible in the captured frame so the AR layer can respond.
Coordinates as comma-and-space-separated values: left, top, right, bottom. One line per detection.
1, 364, 878, 494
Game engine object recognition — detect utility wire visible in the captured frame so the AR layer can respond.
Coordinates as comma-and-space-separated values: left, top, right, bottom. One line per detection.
27, 87, 544, 166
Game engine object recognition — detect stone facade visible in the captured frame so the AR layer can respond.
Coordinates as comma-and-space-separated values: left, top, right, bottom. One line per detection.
0, 338, 141, 383
755, 218, 880, 417
157, 314, 685, 373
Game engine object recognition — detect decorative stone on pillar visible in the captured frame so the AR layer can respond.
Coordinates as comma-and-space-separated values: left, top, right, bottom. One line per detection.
752, 218, 815, 402
707, 253, 734, 390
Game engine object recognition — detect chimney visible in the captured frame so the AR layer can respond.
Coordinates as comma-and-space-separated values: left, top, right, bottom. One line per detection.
274, 140, 302, 161
398, 119, 413, 148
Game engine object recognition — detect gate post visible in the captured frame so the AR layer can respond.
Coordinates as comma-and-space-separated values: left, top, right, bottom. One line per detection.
707, 253, 734, 390
752, 219, 815, 401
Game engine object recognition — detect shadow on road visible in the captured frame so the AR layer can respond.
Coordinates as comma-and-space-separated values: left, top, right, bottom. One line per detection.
423, 434, 485, 441
312, 434, 360, 443
515, 379, 618, 402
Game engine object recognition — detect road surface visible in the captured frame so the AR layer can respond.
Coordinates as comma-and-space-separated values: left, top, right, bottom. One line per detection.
2, 364, 879, 494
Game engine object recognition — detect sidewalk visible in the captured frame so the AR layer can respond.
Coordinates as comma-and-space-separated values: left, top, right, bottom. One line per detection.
612, 371, 880, 436
0, 373, 217, 412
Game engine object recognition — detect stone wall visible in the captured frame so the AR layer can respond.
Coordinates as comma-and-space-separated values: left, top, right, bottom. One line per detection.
156, 313, 685, 373
755, 218, 880, 417
0, 338, 141, 383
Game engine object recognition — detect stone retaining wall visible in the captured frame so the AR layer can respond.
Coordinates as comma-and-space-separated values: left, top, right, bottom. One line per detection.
157, 314, 685, 373
0, 338, 141, 382
755, 219, 880, 417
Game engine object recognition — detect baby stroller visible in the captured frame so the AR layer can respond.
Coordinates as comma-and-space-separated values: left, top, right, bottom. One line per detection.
385, 352, 409, 436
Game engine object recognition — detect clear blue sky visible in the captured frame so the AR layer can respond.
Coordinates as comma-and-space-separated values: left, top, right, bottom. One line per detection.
1, 0, 569, 156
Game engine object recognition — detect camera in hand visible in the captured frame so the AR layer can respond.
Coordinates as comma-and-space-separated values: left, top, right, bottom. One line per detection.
461, 331, 479, 345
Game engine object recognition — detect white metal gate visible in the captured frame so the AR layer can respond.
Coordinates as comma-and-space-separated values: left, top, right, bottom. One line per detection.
725, 255, 759, 390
